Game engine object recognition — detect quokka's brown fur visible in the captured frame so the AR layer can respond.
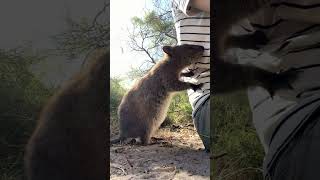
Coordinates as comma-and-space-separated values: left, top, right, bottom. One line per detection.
213, 0, 298, 96
24, 48, 108, 180
113, 44, 204, 145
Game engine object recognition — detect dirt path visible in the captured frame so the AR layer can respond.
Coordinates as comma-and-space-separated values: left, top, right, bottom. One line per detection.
110, 126, 210, 180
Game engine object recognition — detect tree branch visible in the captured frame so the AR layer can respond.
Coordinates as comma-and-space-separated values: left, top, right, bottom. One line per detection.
91, 1, 109, 28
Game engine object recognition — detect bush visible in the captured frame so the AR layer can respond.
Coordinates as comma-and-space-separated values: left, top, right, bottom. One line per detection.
212, 91, 264, 180
0, 49, 52, 180
110, 77, 126, 135
167, 92, 193, 125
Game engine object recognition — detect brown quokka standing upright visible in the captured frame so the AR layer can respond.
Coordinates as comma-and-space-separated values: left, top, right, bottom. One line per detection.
25, 49, 108, 180
212, 0, 299, 96
112, 44, 204, 145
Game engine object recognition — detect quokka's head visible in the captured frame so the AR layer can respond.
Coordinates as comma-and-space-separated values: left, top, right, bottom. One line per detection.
162, 44, 204, 60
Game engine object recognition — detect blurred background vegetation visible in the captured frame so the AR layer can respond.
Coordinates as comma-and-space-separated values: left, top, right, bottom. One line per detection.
0, 2, 108, 179
0, 48, 53, 179
211, 92, 264, 180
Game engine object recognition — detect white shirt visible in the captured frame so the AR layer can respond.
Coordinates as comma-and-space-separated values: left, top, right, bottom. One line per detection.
171, 0, 210, 116
234, 0, 320, 152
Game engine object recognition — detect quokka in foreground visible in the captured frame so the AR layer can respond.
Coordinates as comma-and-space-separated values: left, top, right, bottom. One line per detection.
112, 44, 204, 145
25, 49, 108, 180
213, 0, 298, 96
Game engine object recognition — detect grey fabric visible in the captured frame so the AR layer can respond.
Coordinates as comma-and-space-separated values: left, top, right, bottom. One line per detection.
264, 94, 320, 180
193, 98, 210, 151
236, 12, 320, 152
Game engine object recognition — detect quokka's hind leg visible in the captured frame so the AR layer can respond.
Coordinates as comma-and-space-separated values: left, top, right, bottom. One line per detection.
140, 131, 152, 145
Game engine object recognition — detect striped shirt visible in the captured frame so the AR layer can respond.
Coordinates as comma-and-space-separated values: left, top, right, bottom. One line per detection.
234, 0, 320, 152
171, 0, 210, 117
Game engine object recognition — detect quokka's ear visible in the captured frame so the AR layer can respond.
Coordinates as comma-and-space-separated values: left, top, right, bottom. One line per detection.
163, 46, 173, 56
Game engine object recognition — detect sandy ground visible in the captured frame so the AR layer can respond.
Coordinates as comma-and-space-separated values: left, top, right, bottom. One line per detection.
110, 125, 210, 180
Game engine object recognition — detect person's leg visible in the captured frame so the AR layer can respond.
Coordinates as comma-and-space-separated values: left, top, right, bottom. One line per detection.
193, 99, 210, 151
269, 109, 320, 180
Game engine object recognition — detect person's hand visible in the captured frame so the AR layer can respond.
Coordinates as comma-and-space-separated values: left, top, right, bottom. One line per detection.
190, 0, 210, 13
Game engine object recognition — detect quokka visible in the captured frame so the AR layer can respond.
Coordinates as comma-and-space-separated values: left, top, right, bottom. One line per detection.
25, 49, 108, 180
112, 44, 204, 145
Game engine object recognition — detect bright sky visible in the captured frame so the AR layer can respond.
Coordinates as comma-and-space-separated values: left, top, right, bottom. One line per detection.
110, 0, 153, 78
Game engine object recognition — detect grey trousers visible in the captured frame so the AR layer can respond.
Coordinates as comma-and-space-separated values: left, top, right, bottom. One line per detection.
264, 95, 320, 180
193, 98, 210, 151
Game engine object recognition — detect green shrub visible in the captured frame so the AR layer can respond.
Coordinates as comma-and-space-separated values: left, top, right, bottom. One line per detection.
212, 91, 264, 180
167, 92, 193, 125
0, 49, 52, 179
110, 77, 126, 134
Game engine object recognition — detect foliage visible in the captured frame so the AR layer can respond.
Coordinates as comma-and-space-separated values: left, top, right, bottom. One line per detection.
110, 77, 126, 118
211, 92, 264, 180
0, 49, 52, 179
127, 4, 176, 73
110, 77, 126, 135
0, 2, 109, 179
51, 2, 109, 59
167, 92, 193, 124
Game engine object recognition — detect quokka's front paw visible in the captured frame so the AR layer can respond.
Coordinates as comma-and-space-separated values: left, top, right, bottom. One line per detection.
190, 83, 204, 91
263, 68, 300, 97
